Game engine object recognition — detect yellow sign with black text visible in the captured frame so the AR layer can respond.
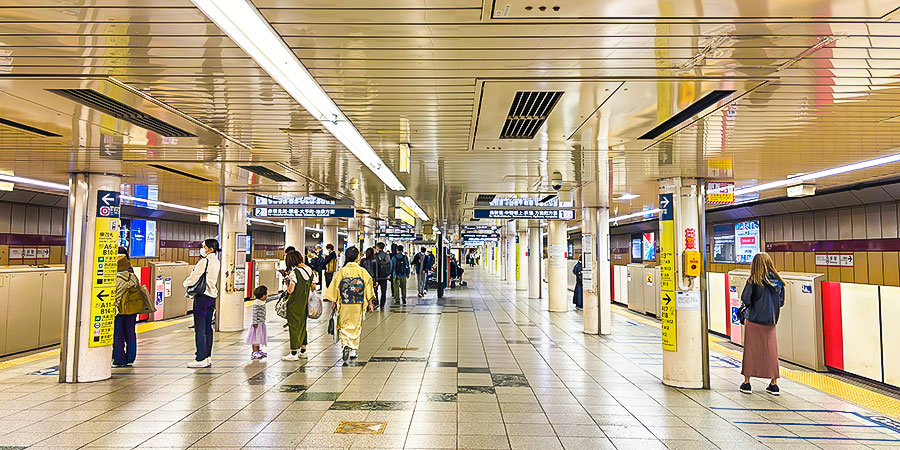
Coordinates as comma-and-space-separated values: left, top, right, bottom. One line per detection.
659, 193, 676, 352
89, 191, 120, 348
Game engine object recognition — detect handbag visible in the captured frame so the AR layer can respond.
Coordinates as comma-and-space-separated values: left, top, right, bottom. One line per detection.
186, 258, 209, 297
275, 292, 288, 319
738, 304, 748, 325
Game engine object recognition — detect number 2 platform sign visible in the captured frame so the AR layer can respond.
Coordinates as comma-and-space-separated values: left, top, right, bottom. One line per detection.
89, 190, 119, 348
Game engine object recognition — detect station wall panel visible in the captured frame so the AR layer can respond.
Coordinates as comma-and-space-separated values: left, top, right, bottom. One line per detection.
839, 283, 882, 381
880, 286, 900, 387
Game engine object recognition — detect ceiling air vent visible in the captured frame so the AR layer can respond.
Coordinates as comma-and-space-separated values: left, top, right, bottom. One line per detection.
356, 209, 370, 215
475, 193, 496, 203
47, 88, 196, 138
312, 192, 339, 202
147, 164, 211, 182
638, 90, 735, 140
239, 165, 295, 183
0, 117, 61, 137
499, 91, 564, 139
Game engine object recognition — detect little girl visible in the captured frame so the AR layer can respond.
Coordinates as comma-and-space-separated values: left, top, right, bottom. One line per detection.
247, 285, 268, 359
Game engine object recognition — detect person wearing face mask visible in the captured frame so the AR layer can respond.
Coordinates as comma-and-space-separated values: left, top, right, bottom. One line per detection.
183, 238, 221, 368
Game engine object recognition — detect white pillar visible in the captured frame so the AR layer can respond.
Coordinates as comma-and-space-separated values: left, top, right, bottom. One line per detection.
516, 222, 528, 292
528, 222, 541, 298
582, 207, 599, 334
217, 194, 247, 332
286, 219, 306, 253
506, 221, 516, 284
323, 217, 338, 248
347, 218, 360, 249
59, 173, 120, 383
548, 220, 567, 312
660, 177, 707, 388
363, 218, 376, 249
597, 207, 611, 335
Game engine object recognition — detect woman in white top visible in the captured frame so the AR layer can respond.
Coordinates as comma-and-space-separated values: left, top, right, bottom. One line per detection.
183, 238, 221, 368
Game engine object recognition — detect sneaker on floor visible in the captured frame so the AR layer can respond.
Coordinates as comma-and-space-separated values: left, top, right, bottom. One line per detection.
739, 382, 752, 394
250, 352, 260, 360
258, 352, 267, 359
766, 384, 780, 396
282, 353, 300, 361
187, 359, 210, 368
342, 346, 350, 361
299, 351, 308, 358
349, 349, 358, 359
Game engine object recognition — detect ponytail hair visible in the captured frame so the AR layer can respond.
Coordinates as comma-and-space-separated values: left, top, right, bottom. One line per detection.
204, 238, 221, 253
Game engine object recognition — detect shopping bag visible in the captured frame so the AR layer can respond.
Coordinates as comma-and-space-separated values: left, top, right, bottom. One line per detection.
307, 289, 323, 319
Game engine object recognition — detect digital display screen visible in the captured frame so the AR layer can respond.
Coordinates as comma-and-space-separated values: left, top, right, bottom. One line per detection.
631, 238, 642, 261
712, 224, 736, 263
735, 220, 760, 264
129, 219, 157, 258
119, 218, 131, 249
253, 207, 355, 218
473, 209, 575, 220
642, 232, 656, 261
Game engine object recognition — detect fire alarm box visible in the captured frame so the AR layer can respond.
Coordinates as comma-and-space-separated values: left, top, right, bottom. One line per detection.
684, 251, 701, 277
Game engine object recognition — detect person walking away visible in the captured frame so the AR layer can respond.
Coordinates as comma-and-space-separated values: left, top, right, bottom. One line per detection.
283, 250, 315, 360
247, 286, 269, 360
336, 247, 345, 269
739, 252, 785, 396
425, 250, 435, 291
392, 245, 411, 304
374, 242, 392, 309
183, 239, 220, 368
113, 248, 155, 367
323, 243, 337, 288
411, 247, 428, 298
572, 255, 583, 309
361, 247, 378, 304
311, 244, 324, 292
324, 246, 375, 361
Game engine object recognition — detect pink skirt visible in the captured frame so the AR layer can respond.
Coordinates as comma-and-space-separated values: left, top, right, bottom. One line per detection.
741, 321, 779, 379
245, 322, 267, 346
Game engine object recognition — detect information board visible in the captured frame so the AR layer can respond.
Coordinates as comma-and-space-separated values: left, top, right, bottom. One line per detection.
473, 209, 575, 220
734, 220, 760, 264
659, 193, 676, 352
90, 190, 119, 348
582, 234, 593, 288
253, 207, 355, 218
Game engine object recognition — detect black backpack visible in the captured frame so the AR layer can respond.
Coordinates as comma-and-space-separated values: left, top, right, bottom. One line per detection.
376, 252, 392, 278
394, 255, 409, 277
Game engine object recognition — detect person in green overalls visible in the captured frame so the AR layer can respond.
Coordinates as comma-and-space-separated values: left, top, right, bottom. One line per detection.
282, 250, 316, 361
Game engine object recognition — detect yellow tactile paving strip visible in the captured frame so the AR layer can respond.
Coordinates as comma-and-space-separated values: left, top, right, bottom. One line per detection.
0, 316, 192, 370
615, 305, 900, 419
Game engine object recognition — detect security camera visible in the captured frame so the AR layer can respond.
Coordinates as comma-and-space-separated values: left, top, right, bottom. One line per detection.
349, 178, 360, 191
551, 171, 563, 191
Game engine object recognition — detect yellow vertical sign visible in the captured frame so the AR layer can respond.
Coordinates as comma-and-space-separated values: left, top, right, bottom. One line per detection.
659, 193, 677, 352
515, 236, 520, 280
89, 191, 120, 348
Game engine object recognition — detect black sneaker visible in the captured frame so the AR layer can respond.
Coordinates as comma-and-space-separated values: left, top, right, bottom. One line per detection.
342, 346, 350, 361
766, 384, 780, 396
740, 382, 752, 394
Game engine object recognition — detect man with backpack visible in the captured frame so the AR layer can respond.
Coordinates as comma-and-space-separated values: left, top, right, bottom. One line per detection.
392, 245, 411, 304
411, 247, 429, 298
113, 247, 156, 367
374, 242, 392, 309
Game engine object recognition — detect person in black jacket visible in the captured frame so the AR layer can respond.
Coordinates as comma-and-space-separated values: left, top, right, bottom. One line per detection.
373, 242, 392, 309
572, 256, 583, 309
739, 252, 785, 396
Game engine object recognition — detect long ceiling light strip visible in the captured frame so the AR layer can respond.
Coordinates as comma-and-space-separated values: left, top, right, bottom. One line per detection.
397, 196, 429, 221
191, 0, 405, 192
609, 208, 661, 223
0, 174, 69, 191
734, 152, 900, 195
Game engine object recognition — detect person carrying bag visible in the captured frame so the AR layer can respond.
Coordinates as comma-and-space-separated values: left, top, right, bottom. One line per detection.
282, 250, 315, 361
183, 238, 220, 368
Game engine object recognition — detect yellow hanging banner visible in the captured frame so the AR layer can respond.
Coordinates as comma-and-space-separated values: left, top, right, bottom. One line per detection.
89, 191, 120, 348
659, 193, 677, 352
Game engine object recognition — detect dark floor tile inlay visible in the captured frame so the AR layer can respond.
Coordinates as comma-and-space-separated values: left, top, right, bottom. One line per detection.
424, 393, 457, 402
458, 367, 491, 374
277, 385, 307, 392
296, 391, 342, 401
334, 360, 367, 367
246, 371, 294, 385
491, 373, 529, 387
428, 361, 458, 367
368, 356, 401, 362
505, 340, 533, 345
329, 401, 414, 411
458, 385, 496, 394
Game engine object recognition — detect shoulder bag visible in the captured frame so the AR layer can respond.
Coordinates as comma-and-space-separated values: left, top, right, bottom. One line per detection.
186, 257, 209, 297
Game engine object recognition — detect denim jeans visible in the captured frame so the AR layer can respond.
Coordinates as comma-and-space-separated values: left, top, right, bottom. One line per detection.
193, 294, 215, 361
112, 314, 137, 366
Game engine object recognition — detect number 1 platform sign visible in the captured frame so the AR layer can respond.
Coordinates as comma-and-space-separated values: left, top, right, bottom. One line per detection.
90, 190, 119, 348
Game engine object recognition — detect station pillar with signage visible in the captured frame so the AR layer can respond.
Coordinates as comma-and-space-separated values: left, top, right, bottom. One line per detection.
286, 219, 306, 255
548, 220, 568, 312
218, 193, 247, 332
516, 221, 528, 292
527, 221, 542, 299
659, 177, 710, 389
582, 206, 611, 335
60, 173, 121, 383
505, 221, 516, 284
323, 218, 339, 248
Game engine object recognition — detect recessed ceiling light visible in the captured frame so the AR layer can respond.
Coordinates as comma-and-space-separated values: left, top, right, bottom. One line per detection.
614, 193, 640, 201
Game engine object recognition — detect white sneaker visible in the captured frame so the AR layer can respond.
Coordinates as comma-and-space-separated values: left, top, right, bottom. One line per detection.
349, 349, 358, 359
299, 351, 308, 359
282, 353, 300, 361
187, 359, 210, 368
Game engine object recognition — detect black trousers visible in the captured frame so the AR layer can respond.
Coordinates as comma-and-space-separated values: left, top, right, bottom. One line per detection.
376, 280, 388, 307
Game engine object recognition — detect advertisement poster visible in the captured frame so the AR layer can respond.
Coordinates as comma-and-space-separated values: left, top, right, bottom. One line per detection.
734, 221, 760, 264
89, 191, 119, 348
642, 232, 656, 261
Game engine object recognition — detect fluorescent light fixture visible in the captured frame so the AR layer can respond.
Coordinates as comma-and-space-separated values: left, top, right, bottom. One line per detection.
191, 0, 405, 191
614, 193, 640, 201
0, 174, 68, 191
397, 196, 429, 221
121, 195, 217, 216
609, 208, 661, 223
399, 143, 410, 173
734, 152, 900, 196
249, 217, 285, 227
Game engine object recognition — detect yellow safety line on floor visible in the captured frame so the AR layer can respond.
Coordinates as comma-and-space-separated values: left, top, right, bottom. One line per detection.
614, 306, 900, 419
0, 316, 193, 371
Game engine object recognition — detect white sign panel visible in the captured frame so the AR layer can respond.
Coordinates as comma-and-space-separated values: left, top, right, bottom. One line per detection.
676, 291, 701, 310
549, 244, 566, 268
581, 234, 593, 287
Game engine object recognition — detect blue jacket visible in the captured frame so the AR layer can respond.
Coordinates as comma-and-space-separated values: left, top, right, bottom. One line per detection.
741, 273, 785, 326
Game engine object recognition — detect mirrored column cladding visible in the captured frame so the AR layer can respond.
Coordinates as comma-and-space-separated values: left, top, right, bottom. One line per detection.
547, 220, 567, 312
60, 173, 121, 383
528, 220, 542, 299
286, 219, 306, 254
347, 218, 360, 249
659, 177, 710, 389
516, 221, 528, 292
506, 221, 516, 284
363, 217, 376, 249
323, 218, 339, 248
217, 193, 247, 332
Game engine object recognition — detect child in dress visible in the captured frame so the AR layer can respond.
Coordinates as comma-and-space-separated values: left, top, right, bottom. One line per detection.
247, 285, 268, 359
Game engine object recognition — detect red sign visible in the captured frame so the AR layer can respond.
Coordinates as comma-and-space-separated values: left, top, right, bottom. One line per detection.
684, 228, 696, 250
740, 236, 756, 245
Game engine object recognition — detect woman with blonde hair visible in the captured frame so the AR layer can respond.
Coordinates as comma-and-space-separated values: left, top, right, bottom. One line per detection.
739, 252, 785, 395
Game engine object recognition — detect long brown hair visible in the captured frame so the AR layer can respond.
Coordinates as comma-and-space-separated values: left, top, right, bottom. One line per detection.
749, 252, 783, 286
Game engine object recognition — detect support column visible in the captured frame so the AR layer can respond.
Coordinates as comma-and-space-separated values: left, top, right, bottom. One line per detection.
363, 218, 376, 249
218, 193, 247, 332
516, 221, 528, 292
581, 207, 612, 335
505, 221, 516, 284
323, 217, 339, 248
286, 219, 306, 253
528, 221, 541, 299
597, 207, 611, 335
660, 177, 709, 389
60, 173, 120, 383
547, 220, 567, 312
347, 218, 360, 249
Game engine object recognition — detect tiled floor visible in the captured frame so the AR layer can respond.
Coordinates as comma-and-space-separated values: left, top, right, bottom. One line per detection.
0, 267, 899, 449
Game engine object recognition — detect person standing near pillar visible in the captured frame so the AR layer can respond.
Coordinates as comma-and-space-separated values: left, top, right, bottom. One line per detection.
572, 255, 583, 309
113, 247, 154, 367
323, 243, 337, 288
183, 239, 221, 368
